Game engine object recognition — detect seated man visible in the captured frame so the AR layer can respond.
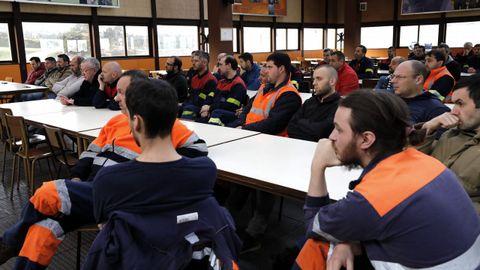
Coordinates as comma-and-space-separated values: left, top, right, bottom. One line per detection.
424, 49, 455, 100
59, 57, 100, 107
83, 79, 240, 269
92, 61, 122, 110
329, 51, 359, 96
164, 56, 188, 103
25, 57, 45, 85
438, 43, 462, 81
409, 44, 426, 63
180, 51, 217, 120
418, 74, 480, 214
51, 56, 85, 99
377, 46, 395, 70
348, 45, 374, 79
287, 65, 340, 142
200, 55, 246, 126
239, 52, 261, 90
212, 52, 227, 81
0, 70, 208, 270
465, 43, 480, 74
374, 56, 405, 92
295, 90, 480, 269
228, 52, 302, 252
391, 60, 450, 124
455, 42, 474, 67
44, 54, 73, 91
19, 57, 58, 101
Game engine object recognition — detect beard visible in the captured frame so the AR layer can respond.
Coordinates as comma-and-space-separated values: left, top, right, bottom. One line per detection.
315, 85, 332, 97
334, 138, 362, 169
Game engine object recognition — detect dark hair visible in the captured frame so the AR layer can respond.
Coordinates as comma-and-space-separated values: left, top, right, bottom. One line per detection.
126, 79, 178, 139
453, 74, 480, 108
239, 52, 254, 64
198, 51, 210, 63
119, 69, 149, 82
57, 54, 70, 63
357, 45, 367, 54
409, 60, 428, 83
426, 50, 446, 66
75, 56, 85, 65
266, 52, 292, 75
171, 56, 183, 70
44, 57, 56, 63
419, 45, 426, 52
224, 55, 238, 70
388, 46, 395, 50
331, 51, 345, 62
29, 57, 41, 63
474, 44, 480, 48
438, 43, 450, 53
340, 90, 424, 153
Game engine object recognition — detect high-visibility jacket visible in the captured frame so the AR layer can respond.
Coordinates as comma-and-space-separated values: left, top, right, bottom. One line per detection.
424, 66, 455, 100
245, 81, 299, 136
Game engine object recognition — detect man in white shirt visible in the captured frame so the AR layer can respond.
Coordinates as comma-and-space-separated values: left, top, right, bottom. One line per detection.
50, 56, 85, 99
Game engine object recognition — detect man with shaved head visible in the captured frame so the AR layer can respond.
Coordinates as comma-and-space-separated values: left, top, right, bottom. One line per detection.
93, 61, 122, 110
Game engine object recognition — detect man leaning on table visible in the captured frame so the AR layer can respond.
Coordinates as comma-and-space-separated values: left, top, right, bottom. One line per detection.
92, 61, 122, 110
227, 52, 302, 253
0, 70, 208, 270
51, 56, 85, 99
294, 89, 480, 270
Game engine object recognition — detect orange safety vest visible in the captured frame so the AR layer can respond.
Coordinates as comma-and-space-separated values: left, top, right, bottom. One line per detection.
245, 81, 299, 136
423, 66, 455, 98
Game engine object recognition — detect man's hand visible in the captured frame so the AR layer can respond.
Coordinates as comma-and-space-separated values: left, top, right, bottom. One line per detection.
235, 106, 244, 117
200, 105, 210, 118
422, 112, 459, 135
59, 96, 74, 105
97, 74, 105, 91
468, 67, 477, 74
326, 243, 361, 270
311, 139, 342, 172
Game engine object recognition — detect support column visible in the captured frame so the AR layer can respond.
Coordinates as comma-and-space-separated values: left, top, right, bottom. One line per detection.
207, 0, 233, 70
344, 0, 361, 59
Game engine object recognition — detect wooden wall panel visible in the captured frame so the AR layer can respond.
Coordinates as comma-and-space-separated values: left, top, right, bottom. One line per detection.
98, 0, 151, 17
0, 64, 22, 83
304, 0, 326, 24
102, 58, 155, 71
361, 0, 394, 23
157, 0, 200, 20
0, 2, 11, 12
276, 0, 301, 23
20, 3, 91, 15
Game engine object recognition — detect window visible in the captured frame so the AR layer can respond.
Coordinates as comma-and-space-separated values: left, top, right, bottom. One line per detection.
275, 28, 298, 50
446, 22, 480, 47
0, 23, 12, 61
361, 26, 393, 48
22, 22, 91, 60
400, 24, 439, 48
303, 28, 323, 50
287, 28, 299, 50
243, 27, 271, 53
126, 26, 149, 56
276, 29, 287, 50
99, 25, 125, 57
157, 25, 198, 57
336, 28, 344, 50
327, 28, 336, 49
399, 25, 418, 47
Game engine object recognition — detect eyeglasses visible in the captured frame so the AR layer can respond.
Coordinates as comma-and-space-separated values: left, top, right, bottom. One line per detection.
391, 74, 417, 80
166, 62, 174, 66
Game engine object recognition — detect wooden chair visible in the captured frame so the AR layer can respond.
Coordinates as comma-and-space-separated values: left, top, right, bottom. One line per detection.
0, 108, 15, 184
43, 124, 78, 178
4, 77, 13, 82
75, 224, 98, 270
5, 114, 53, 195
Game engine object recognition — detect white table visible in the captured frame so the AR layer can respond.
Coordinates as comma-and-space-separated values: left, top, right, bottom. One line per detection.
461, 72, 473, 77
24, 108, 121, 133
0, 99, 89, 117
181, 120, 260, 147
208, 134, 362, 200
78, 128, 101, 139
377, 69, 389, 75
0, 81, 48, 95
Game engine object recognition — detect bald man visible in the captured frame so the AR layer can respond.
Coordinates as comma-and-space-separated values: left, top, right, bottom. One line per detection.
93, 61, 122, 110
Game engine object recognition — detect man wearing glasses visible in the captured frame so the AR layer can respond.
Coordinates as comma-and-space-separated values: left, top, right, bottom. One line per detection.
164, 56, 188, 103
391, 60, 450, 125
59, 57, 100, 106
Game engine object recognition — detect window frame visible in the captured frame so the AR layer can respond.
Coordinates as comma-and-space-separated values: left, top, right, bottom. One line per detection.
156, 24, 200, 57
0, 20, 16, 64
275, 27, 299, 51
243, 26, 272, 53
99, 24, 151, 59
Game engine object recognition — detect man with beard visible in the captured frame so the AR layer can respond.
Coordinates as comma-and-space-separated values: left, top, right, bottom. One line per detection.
200, 55, 246, 126
294, 90, 480, 270
92, 61, 122, 110
0, 70, 208, 270
51, 56, 85, 99
164, 56, 188, 103
59, 57, 100, 106
287, 65, 340, 142
349, 45, 374, 79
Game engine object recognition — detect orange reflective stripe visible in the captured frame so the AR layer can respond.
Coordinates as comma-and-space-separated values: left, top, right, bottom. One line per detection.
424, 66, 454, 91
355, 148, 446, 217
19, 221, 63, 266
232, 260, 240, 270
295, 239, 329, 270
30, 181, 62, 216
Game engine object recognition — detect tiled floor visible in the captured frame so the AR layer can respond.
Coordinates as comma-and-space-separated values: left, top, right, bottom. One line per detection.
0, 143, 306, 270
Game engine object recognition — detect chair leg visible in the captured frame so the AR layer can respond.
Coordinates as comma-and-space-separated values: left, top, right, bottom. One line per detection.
1, 145, 7, 184
30, 159, 37, 193
278, 197, 284, 222
10, 155, 16, 198
76, 231, 82, 270
45, 158, 54, 180
24, 159, 32, 195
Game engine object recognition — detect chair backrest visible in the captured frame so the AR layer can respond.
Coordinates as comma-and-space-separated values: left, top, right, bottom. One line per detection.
43, 124, 64, 150
0, 108, 13, 143
4, 77, 13, 82
5, 114, 29, 154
